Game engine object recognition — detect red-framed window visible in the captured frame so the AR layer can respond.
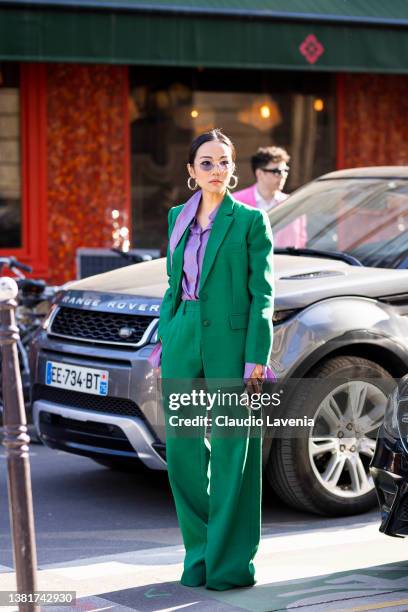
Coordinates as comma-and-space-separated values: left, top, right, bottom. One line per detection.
0, 62, 48, 278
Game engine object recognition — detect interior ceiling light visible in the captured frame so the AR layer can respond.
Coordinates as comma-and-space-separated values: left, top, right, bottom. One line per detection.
314, 98, 324, 112
238, 97, 281, 132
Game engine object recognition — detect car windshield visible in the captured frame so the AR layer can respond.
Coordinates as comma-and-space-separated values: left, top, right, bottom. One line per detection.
268, 177, 408, 268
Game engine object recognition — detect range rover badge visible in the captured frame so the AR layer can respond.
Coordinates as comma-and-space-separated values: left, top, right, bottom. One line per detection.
118, 327, 135, 339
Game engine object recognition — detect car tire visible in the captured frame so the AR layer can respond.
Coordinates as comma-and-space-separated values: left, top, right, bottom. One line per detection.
266, 356, 394, 516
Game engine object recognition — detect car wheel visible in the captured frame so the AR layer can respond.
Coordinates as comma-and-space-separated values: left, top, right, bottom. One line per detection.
267, 356, 394, 516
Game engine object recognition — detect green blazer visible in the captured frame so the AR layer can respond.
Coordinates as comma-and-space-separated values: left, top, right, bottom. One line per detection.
158, 191, 274, 377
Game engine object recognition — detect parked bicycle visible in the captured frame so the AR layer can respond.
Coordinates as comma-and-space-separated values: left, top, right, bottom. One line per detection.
0, 257, 61, 432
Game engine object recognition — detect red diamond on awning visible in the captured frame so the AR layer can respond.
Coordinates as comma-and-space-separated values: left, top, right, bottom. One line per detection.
299, 34, 325, 65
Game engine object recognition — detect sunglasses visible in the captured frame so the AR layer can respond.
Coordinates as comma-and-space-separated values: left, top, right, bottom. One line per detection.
262, 167, 289, 176
198, 160, 232, 172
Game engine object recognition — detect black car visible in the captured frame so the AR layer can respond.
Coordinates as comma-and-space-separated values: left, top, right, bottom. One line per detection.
370, 374, 408, 537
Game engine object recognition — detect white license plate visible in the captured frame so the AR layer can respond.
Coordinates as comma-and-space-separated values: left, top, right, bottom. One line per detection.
45, 361, 109, 396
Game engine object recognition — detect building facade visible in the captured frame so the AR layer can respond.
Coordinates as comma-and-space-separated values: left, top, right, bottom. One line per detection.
0, 1, 407, 283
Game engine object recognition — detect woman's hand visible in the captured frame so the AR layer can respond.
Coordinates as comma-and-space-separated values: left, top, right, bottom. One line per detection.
246, 364, 264, 395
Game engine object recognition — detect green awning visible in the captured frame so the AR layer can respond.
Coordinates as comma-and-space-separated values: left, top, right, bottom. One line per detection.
0, 0, 407, 72
3, 0, 408, 25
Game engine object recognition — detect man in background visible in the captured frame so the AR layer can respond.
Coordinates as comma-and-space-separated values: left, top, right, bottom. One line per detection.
234, 146, 307, 248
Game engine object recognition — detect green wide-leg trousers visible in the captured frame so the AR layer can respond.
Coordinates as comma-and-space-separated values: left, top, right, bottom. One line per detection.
161, 299, 262, 591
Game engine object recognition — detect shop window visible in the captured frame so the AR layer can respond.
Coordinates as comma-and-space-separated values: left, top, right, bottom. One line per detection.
0, 63, 20, 248
129, 67, 336, 253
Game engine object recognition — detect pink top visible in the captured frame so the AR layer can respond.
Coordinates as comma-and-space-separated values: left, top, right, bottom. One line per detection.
233, 184, 307, 248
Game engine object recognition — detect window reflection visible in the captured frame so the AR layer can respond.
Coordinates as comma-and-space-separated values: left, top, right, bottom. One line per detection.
129, 67, 335, 254
269, 178, 408, 268
0, 63, 21, 249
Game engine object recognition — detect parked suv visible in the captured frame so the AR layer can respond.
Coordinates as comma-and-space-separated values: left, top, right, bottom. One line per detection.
30, 167, 408, 516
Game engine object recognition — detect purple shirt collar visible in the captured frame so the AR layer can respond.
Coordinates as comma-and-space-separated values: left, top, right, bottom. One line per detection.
190, 202, 220, 233
169, 190, 202, 266
169, 190, 227, 264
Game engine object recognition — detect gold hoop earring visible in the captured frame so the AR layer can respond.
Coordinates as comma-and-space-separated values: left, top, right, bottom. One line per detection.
187, 177, 198, 191
228, 175, 238, 189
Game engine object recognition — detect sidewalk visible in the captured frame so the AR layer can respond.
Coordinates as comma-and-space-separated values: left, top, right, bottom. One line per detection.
1, 521, 408, 611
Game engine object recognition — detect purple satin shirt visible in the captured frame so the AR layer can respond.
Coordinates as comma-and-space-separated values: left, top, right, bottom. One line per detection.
149, 203, 276, 382
181, 204, 220, 299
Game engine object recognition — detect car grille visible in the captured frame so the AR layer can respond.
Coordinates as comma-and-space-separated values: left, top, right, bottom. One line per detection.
33, 384, 162, 443
39, 412, 138, 455
49, 306, 155, 346
33, 384, 144, 419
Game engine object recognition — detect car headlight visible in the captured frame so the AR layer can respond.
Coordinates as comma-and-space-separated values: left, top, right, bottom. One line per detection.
150, 324, 159, 344
41, 304, 58, 330
273, 309, 299, 324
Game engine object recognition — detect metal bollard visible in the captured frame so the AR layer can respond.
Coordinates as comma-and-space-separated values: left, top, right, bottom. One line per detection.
0, 277, 38, 612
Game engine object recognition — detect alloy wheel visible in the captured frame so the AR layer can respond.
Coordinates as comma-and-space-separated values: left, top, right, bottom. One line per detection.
308, 380, 385, 498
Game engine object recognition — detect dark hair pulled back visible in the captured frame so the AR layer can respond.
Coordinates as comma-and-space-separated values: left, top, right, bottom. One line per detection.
188, 128, 236, 165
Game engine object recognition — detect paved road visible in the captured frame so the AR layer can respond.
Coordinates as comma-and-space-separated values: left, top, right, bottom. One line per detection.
1, 440, 361, 568
1, 442, 407, 611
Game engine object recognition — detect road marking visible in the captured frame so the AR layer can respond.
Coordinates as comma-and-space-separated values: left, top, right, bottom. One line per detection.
341, 598, 408, 611
83, 608, 115, 612
144, 587, 172, 598
83, 604, 116, 612
155, 605, 203, 612
46, 561, 138, 580
2, 530, 407, 610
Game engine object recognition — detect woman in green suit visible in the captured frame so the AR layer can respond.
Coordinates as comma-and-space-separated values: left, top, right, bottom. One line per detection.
149, 129, 274, 591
